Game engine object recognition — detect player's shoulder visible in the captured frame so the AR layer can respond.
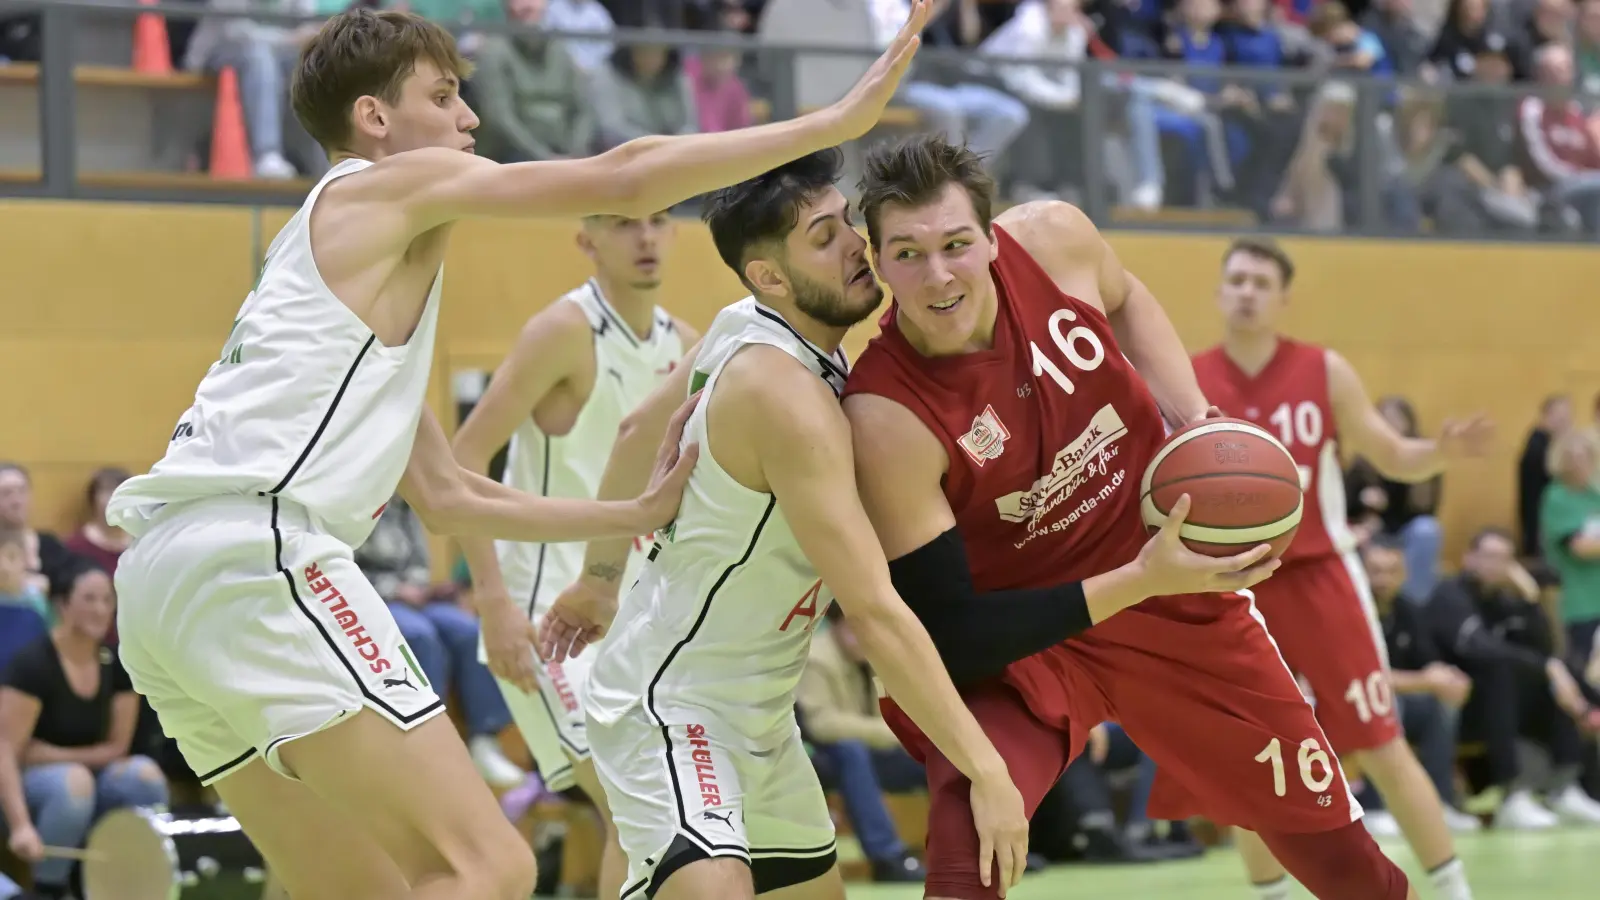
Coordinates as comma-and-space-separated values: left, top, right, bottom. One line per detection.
717, 345, 846, 438
505, 290, 595, 365
319, 147, 481, 206
992, 200, 1099, 256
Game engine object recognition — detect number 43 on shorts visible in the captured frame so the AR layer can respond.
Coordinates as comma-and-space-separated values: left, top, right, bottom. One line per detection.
1254, 736, 1336, 800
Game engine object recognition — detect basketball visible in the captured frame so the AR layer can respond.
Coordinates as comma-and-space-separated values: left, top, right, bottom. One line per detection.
1139, 418, 1304, 559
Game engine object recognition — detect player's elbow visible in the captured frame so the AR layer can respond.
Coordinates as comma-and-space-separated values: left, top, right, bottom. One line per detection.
406, 469, 475, 536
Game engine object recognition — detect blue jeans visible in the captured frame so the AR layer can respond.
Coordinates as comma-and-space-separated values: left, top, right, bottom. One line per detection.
0, 873, 18, 900
1399, 515, 1443, 602
812, 740, 924, 862
21, 757, 169, 888
897, 81, 1030, 160
204, 34, 284, 158
1119, 78, 1168, 191
1358, 692, 1460, 811
388, 601, 512, 738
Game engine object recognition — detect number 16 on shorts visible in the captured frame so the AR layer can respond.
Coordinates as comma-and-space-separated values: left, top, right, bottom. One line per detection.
1255, 735, 1337, 805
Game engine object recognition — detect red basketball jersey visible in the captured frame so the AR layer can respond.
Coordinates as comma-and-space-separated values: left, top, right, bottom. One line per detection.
1191, 338, 1356, 563
845, 225, 1167, 595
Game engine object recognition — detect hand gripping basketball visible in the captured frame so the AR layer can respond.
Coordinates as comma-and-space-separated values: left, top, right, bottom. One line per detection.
1135, 494, 1282, 597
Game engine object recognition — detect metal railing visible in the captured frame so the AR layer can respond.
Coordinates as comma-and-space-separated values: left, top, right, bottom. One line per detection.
0, 0, 1591, 241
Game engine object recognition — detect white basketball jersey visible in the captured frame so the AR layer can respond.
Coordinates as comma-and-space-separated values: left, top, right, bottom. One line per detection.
585, 298, 851, 748
497, 281, 685, 620
107, 158, 443, 549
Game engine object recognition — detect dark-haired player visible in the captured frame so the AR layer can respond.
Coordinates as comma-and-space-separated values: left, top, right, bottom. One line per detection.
842, 135, 1417, 900
104, 4, 937, 897
1193, 238, 1492, 900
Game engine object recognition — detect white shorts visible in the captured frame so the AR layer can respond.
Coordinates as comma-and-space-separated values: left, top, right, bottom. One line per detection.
115, 494, 445, 785
589, 709, 836, 899
492, 644, 596, 792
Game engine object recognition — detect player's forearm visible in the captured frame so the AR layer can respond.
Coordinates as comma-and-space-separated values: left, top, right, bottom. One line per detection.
600, 111, 849, 217
1388, 670, 1434, 695
579, 397, 680, 593
1373, 437, 1446, 482
22, 740, 112, 769
1110, 281, 1208, 426
444, 471, 652, 544
460, 535, 515, 614
852, 604, 1009, 783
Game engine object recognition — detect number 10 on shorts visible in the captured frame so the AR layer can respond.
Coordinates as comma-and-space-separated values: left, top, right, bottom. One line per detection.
1254, 736, 1335, 798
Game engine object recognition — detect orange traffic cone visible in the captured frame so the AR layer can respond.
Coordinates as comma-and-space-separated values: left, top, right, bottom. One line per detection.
209, 66, 252, 179
131, 0, 172, 74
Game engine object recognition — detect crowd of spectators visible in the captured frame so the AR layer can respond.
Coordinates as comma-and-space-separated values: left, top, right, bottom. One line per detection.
5, 0, 1600, 236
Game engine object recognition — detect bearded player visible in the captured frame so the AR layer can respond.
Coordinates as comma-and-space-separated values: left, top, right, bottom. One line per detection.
840, 136, 1416, 900
1191, 237, 1492, 900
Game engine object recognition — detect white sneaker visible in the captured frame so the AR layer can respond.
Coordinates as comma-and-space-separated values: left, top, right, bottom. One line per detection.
254, 151, 297, 180
1495, 789, 1560, 830
1363, 809, 1402, 838
1550, 785, 1600, 825
470, 734, 525, 790
1128, 182, 1163, 211
1442, 806, 1482, 832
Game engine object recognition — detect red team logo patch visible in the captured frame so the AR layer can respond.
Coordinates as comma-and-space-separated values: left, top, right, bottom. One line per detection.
958, 405, 1011, 466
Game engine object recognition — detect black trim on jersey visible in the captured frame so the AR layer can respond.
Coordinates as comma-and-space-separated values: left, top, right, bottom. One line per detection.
197, 747, 257, 784
269, 497, 444, 726
266, 334, 377, 495
644, 495, 777, 854
525, 434, 553, 619
533, 671, 586, 757
751, 307, 848, 385
589, 280, 640, 349
750, 846, 838, 893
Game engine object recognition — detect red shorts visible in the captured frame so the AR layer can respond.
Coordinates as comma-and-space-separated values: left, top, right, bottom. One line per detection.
885, 593, 1360, 900
1251, 551, 1401, 754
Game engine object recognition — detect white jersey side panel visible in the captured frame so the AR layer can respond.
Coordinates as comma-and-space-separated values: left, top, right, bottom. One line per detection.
497, 282, 685, 619
585, 298, 851, 749
107, 158, 443, 549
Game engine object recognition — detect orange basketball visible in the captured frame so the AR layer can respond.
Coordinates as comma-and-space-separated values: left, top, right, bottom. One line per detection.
1139, 417, 1304, 559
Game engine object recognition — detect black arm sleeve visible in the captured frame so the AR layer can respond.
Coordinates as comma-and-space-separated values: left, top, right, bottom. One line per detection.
885, 527, 1092, 686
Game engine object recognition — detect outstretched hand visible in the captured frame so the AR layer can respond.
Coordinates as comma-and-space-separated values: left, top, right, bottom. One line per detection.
1437, 413, 1494, 460
829, 0, 931, 139
1136, 494, 1282, 597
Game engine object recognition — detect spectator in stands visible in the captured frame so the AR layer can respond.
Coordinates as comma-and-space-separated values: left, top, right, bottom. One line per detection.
1514, 0, 1575, 78
865, 0, 1030, 162
1521, 394, 1574, 557
683, 40, 753, 133
1361, 0, 1432, 74
1428, 528, 1600, 826
980, 0, 1164, 209
1156, 0, 1251, 206
1357, 536, 1481, 835
184, 0, 298, 179
1518, 43, 1600, 233
544, 0, 616, 71
0, 562, 169, 898
1033, 722, 1202, 861
0, 466, 67, 597
61, 468, 130, 580
1310, 0, 1397, 76
1218, 0, 1304, 215
0, 529, 49, 677
1577, 0, 1600, 95
795, 607, 926, 884
591, 39, 699, 150
1543, 427, 1600, 678
1346, 396, 1444, 599
1429, 0, 1518, 81
1427, 44, 1540, 233
353, 498, 523, 790
474, 0, 597, 162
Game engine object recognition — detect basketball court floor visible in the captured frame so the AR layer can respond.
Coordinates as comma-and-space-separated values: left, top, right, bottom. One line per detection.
844, 829, 1600, 898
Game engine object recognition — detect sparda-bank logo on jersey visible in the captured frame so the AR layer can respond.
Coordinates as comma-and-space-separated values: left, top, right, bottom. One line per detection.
994, 404, 1129, 547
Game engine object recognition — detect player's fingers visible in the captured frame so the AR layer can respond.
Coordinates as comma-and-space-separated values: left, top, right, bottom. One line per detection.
1220, 558, 1282, 591
993, 842, 1012, 898
1211, 542, 1273, 572
977, 831, 993, 888
1160, 493, 1192, 533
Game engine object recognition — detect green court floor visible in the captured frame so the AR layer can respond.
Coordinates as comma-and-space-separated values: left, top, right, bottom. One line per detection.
844, 829, 1600, 898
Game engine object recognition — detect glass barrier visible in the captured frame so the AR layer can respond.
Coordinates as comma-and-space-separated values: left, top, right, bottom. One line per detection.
0, 0, 1594, 241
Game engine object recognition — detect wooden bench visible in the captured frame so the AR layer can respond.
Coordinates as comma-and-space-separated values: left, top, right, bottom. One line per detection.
0, 62, 211, 91
0, 167, 314, 193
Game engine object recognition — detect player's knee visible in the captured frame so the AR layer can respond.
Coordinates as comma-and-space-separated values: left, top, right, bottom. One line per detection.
1259, 820, 1410, 900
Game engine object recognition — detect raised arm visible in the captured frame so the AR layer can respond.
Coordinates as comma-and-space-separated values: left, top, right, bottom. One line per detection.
451, 301, 593, 691
844, 392, 1276, 685
367, 1, 930, 233
0, 687, 39, 846
1326, 349, 1492, 482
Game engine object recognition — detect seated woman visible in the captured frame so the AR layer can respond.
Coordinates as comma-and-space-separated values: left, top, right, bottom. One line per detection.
0, 561, 168, 899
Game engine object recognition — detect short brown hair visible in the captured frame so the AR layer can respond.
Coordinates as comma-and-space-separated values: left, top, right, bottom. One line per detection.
292, 9, 472, 152
1307, 0, 1351, 37
1222, 236, 1295, 286
859, 136, 996, 249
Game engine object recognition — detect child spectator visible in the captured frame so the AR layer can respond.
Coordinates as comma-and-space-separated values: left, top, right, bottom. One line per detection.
0, 529, 49, 669
1310, 0, 1396, 76
683, 45, 753, 133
